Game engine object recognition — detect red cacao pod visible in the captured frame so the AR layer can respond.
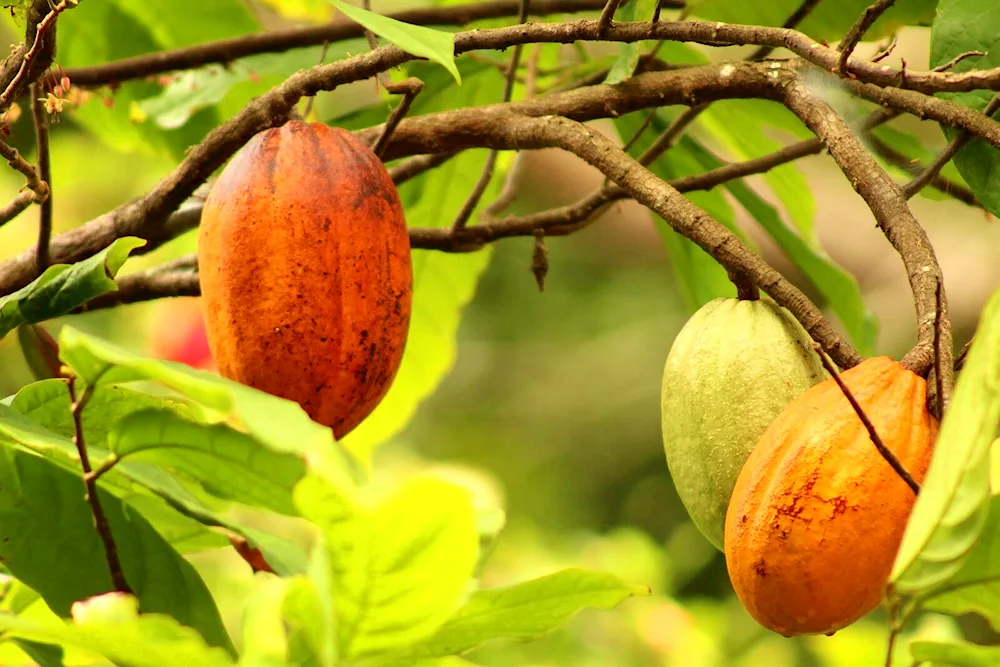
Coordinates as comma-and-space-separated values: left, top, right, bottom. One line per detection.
724, 356, 938, 637
197, 121, 413, 439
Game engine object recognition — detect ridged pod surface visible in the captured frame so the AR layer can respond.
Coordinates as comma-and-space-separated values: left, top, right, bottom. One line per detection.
724, 356, 938, 637
661, 297, 828, 551
198, 121, 412, 439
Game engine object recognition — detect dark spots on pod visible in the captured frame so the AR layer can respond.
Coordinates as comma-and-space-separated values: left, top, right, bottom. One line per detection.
752, 559, 767, 578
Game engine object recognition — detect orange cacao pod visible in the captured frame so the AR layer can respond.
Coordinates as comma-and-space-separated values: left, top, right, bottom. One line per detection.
724, 356, 938, 637
197, 121, 413, 439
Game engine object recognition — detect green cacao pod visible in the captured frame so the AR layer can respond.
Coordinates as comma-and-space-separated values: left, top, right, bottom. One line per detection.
661, 297, 828, 551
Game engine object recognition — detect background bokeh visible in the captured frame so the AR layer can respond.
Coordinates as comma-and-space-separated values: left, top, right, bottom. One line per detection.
0, 5, 998, 666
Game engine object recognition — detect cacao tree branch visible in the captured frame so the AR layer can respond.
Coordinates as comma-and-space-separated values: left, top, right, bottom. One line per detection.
0, 0, 64, 112
902, 95, 1000, 200
837, 0, 896, 74
865, 133, 982, 208
31, 81, 52, 275
745, 0, 824, 61
89, 112, 865, 371
782, 69, 954, 389
54, 0, 623, 87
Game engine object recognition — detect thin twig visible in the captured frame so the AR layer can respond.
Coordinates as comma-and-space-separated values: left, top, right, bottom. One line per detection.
746, 0, 823, 61
903, 94, 1000, 199
838, 0, 896, 74
451, 0, 531, 231
954, 338, 973, 372
934, 278, 948, 417
388, 152, 460, 184
813, 344, 921, 495
65, 371, 134, 595
935, 50, 987, 74
301, 41, 331, 119
31, 81, 51, 275
371, 78, 424, 158
865, 133, 981, 208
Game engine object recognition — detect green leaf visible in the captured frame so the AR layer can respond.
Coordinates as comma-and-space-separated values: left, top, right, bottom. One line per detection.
0, 428, 234, 654
108, 408, 306, 516
339, 62, 503, 462
0, 593, 235, 667
682, 136, 879, 355
700, 101, 816, 240
240, 575, 291, 667
688, 0, 937, 42
9, 380, 302, 567
388, 569, 649, 661
910, 640, 1000, 667
10, 639, 64, 667
929, 0, 1000, 218
612, 109, 739, 311
56, 327, 352, 475
918, 495, 1000, 630
295, 475, 480, 659
0, 238, 145, 339
891, 287, 1000, 591
604, 0, 658, 85
325, 0, 460, 83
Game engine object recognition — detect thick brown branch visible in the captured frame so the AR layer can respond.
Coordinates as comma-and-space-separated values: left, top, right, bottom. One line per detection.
31, 81, 52, 275
783, 69, 953, 387
54, 16, 1000, 97
56, 0, 622, 87
88, 113, 863, 370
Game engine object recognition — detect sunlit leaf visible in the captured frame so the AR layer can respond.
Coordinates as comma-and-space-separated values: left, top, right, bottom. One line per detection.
0, 593, 235, 666
325, 0, 460, 83
892, 287, 1000, 591
604, 0, 658, 85
918, 495, 1000, 630
295, 474, 479, 658
910, 639, 1000, 666
386, 569, 649, 661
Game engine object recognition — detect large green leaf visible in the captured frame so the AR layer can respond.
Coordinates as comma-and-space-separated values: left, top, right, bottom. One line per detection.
918, 495, 1000, 630
929, 0, 1000, 218
910, 640, 1000, 666
0, 593, 235, 667
0, 426, 234, 654
683, 136, 879, 354
385, 569, 649, 662
700, 101, 816, 240
613, 109, 740, 311
0, 238, 145, 340
295, 474, 479, 659
56, 327, 349, 469
108, 408, 306, 516
339, 62, 503, 462
689, 0, 937, 42
325, 0, 460, 83
891, 287, 1000, 592
8, 380, 304, 571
